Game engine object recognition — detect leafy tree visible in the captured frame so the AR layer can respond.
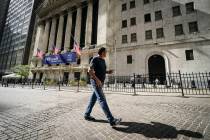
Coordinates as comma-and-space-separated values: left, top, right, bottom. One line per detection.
12, 65, 30, 78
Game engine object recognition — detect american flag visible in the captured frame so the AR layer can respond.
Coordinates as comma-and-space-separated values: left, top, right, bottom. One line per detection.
36, 48, 44, 59
52, 46, 60, 55
73, 41, 81, 55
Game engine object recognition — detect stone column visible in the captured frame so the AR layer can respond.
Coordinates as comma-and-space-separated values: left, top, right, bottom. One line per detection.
69, 72, 74, 81
81, 68, 87, 79
42, 20, 51, 52
74, 7, 82, 44
36, 73, 40, 81
64, 11, 72, 51
48, 18, 57, 52
48, 71, 54, 80
35, 23, 45, 67
85, 0, 93, 48
30, 24, 44, 78
56, 15, 64, 50
97, 0, 109, 45
33, 24, 45, 56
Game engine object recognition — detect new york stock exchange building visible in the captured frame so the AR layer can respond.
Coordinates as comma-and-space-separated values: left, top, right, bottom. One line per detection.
29, 0, 114, 82
29, 0, 210, 83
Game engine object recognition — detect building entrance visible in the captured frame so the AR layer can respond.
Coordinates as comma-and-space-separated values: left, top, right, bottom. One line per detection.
148, 55, 166, 84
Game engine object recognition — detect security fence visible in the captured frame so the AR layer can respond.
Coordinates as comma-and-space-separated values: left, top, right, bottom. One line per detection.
104, 72, 210, 95
1, 71, 210, 96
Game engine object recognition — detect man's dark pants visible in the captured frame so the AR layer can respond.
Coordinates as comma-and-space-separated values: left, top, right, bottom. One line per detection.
85, 79, 114, 123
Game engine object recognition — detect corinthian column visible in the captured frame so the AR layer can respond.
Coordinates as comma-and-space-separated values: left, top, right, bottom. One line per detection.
42, 20, 51, 52
64, 11, 72, 51
48, 18, 57, 52
33, 24, 44, 56
36, 23, 45, 67
97, 0, 109, 45
56, 15, 64, 50
85, 0, 93, 48
74, 7, 82, 44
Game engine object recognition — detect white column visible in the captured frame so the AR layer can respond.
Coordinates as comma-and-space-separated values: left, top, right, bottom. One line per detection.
69, 72, 74, 80
48, 18, 57, 52
56, 15, 64, 50
42, 20, 51, 52
64, 11, 72, 51
30, 24, 44, 77
97, 0, 109, 45
74, 7, 82, 44
35, 23, 45, 67
85, 0, 93, 48
33, 24, 45, 56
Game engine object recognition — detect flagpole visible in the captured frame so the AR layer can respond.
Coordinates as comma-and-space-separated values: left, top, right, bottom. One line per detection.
70, 33, 79, 46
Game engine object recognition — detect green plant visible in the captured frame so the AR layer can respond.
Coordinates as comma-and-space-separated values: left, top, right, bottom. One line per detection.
68, 79, 87, 87
44, 79, 56, 85
12, 65, 30, 78
69, 80, 78, 86
80, 77, 86, 82
79, 80, 87, 86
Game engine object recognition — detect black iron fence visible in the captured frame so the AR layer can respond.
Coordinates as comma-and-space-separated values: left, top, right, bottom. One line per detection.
1, 71, 210, 96
104, 72, 210, 95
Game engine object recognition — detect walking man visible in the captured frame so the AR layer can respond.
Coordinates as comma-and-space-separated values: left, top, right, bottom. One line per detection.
84, 47, 121, 126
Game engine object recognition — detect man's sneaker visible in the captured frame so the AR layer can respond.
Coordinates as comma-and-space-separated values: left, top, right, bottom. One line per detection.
110, 118, 122, 127
84, 115, 96, 121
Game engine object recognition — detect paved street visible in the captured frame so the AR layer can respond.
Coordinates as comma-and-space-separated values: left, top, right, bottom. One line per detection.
0, 87, 210, 140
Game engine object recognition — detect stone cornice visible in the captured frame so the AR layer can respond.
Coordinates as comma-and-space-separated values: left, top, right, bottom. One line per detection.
38, 0, 69, 17
31, 65, 88, 72
115, 39, 210, 52
38, 0, 86, 20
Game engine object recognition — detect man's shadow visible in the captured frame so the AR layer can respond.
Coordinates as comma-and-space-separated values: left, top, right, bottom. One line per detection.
94, 120, 203, 139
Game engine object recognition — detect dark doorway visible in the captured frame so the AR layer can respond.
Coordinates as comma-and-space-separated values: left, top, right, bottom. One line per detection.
63, 72, 69, 85
74, 72, 81, 80
39, 73, 43, 83
61, 14, 68, 51
91, 0, 99, 45
80, 1, 88, 48
148, 55, 166, 84
32, 73, 36, 82
70, 9, 77, 49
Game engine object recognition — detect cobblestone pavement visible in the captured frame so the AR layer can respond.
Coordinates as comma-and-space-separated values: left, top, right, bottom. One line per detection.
0, 87, 210, 140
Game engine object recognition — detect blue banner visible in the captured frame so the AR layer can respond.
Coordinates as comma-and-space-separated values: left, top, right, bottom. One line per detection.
43, 52, 77, 65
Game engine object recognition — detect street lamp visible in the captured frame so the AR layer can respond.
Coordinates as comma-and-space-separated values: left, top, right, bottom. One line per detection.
114, 40, 117, 88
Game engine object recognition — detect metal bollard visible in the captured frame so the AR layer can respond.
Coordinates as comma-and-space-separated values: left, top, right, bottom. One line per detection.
123, 81, 126, 87
133, 73, 136, 96
77, 79, 80, 92
178, 70, 184, 97
59, 81, 61, 91
207, 80, 210, 89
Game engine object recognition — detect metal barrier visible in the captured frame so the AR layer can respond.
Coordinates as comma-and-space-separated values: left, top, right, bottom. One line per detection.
1, 72, 210, 96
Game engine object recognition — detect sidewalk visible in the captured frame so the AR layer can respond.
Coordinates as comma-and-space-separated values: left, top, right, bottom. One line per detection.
0, 87, 210, 140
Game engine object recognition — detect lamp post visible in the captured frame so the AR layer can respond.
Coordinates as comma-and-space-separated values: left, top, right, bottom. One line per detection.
58, 65, 61, 91
114, 40, 117, 88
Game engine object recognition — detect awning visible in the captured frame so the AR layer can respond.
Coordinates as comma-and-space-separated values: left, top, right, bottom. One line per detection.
2, 73, 21, 79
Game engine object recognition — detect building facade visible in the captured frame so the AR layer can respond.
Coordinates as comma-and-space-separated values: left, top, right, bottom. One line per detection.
30, 0, 210, 83
0, 0, 43, 78
30, 0, 112, 82
112, 0, 210, 82
0, 0, 10, 45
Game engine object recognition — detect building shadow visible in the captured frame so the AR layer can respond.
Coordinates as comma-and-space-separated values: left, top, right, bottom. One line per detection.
111, 121, 203, 139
